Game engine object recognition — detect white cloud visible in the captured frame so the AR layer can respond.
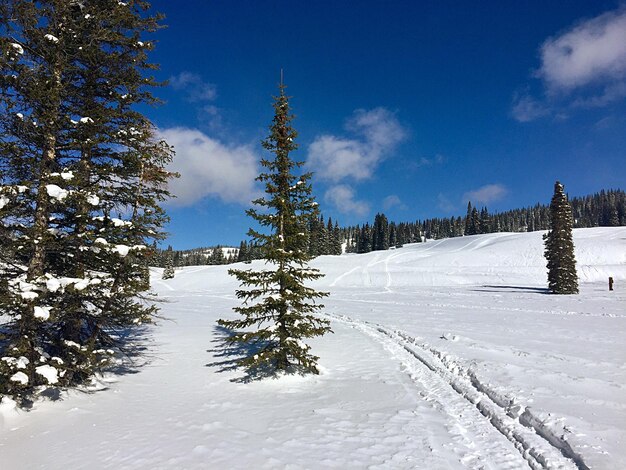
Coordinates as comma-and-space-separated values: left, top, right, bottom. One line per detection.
307, 136, 372, 181
462, 184, 508, 205
382, 195, 404, 211
511, 93, 550, 122
512, 8, 626, 121
170, 72, 217, 102
346, 108, 407, 149
160, 127, 260, 207
324, 184, 369, 216
307, 107, 406, 182
408, 154, 446, 170
539, 9, 626, 92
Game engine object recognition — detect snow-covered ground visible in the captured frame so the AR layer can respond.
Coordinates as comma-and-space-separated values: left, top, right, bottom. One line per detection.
1, 227, 625, 469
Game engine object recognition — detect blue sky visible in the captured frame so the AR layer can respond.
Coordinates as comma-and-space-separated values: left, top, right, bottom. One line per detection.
145, 1, 626, 249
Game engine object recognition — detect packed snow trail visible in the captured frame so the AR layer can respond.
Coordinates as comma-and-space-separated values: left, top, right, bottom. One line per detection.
325, 313, 584, 470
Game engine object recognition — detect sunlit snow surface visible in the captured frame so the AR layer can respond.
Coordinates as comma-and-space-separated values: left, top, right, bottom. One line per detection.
1, 227, 625, 469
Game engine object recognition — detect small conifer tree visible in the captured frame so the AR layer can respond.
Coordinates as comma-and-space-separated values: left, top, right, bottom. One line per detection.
162, 248, 175, 280
544, 181, 579, 294
236, 241, 249, 262
464, 201, 473, 235
218, 81, 331, 376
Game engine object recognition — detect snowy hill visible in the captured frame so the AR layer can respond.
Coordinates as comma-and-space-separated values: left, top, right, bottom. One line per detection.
320, 226, 626, 288
1, 227, 625, 469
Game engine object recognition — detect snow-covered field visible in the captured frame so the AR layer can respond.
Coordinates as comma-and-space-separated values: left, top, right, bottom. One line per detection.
1, 227, 625, 469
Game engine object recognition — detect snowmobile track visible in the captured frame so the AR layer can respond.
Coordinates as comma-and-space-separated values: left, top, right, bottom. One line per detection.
326, 313, 589, 470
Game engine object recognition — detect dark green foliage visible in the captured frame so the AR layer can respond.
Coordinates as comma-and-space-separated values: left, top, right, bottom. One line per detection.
357, 223, 373, 253
464, 202, 473, 235
218, 83, 331, 377
544, 181, 579, 294
237, 241, 249, 263
372, 213, 390, 251
162, 247, 175, 280
307, 215, 327, 257
479, 207, 490, 234
330, 220, 342, 255
152, 245, 239, 267
463, 204, 480, 235
0, 0, 173, 402
304, 215, 343, 257
208, 245, 226, 265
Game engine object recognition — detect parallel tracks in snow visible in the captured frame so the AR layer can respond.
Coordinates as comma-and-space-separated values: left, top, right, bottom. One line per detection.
325, 313, 589, 470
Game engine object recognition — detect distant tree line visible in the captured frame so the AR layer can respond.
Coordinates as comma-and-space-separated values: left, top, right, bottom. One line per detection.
154, 215, 343, 268
341, 188, 626, 254
153, 244, 239, 268
158, 188, 625, 266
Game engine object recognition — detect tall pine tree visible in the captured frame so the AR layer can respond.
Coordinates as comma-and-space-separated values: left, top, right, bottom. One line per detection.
218, 81, 331, 376
0, 0, 173, 402
544, 181, 579, 294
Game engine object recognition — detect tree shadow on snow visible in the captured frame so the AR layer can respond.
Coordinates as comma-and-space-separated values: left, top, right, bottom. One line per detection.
206, 324, 286, 383
50, 325, 158, 402
102, 325, 157, 375
472, 285, 551, 295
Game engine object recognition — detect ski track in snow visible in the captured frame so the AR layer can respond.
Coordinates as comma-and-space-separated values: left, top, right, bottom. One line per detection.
325, 313, 587, 470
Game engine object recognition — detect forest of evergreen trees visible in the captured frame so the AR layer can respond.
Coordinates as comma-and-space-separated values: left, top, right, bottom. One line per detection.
344, 188, 626, 254
157, 188, 626, 267
153, 245, 239, 267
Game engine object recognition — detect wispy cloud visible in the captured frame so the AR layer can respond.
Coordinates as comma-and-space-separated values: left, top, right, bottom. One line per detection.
169, 72, 224, 130
512, 7, 626, 121
307, 107, 406, 182
462, 184, 508, 205
382, 195, 405, 211
160, 127, 260, 207
408, 154, 446, 170
511, 93, 550, 122
170, 72, 217, 102
324, 184, 369, 216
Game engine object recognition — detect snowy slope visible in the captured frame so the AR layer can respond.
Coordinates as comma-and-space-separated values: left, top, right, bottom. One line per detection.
321, 227, 626, 288
1, 227, 625, 469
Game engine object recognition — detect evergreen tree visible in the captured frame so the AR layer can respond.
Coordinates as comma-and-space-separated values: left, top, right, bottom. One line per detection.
208, 245, 226, 265
544, 181, 579, 294
332, 221, 343, 255
372, 213, 390, 251
306, 215, 322, 256
389, 222, 397, 248
464, 201, 473, 235
237, 240, 249, 263
357, 223, 373, 253
162, 247, 175, 279
346, 225, 360, 253
0, 0, 173, 401
218, 82, 331, 376
479, 207, 490, 234
469, 207, 480, 235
